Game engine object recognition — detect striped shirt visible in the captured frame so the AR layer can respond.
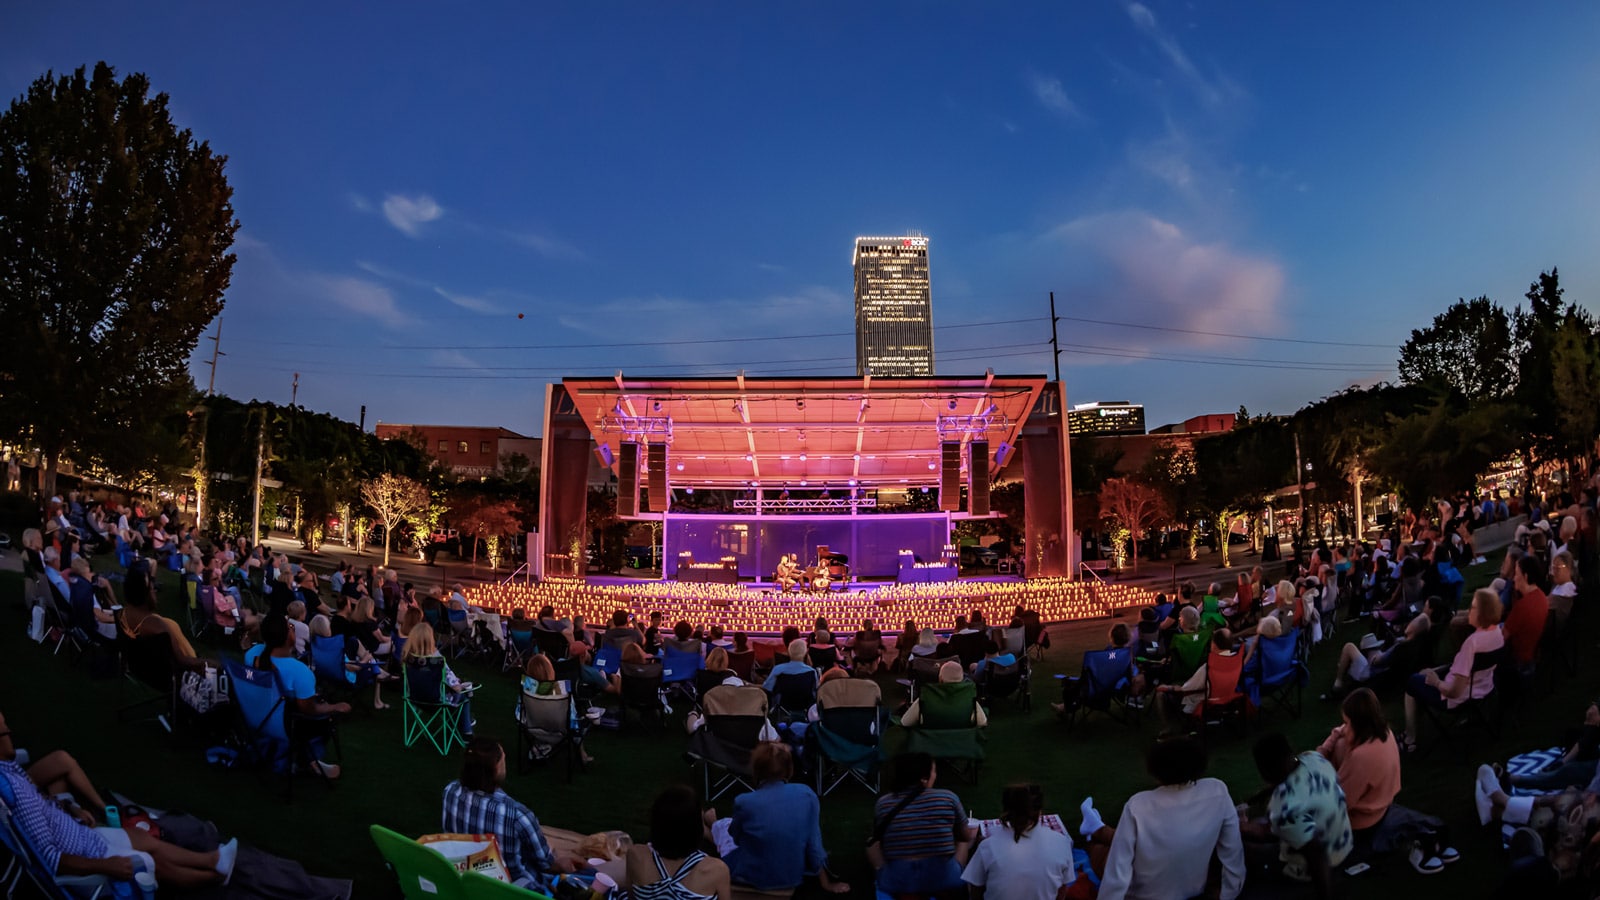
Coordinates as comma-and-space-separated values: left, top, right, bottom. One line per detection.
441, 781, 557, 890
0, 760, 108, 874
874, 788, 966, 861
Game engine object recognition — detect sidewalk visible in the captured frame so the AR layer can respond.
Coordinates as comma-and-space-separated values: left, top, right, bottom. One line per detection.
258, 534, 512, 595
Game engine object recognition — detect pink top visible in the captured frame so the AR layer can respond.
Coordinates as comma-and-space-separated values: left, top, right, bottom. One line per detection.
1446, 627, 1504, 708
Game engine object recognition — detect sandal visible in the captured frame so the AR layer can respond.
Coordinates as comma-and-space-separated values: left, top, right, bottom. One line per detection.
309, 759, 341, 780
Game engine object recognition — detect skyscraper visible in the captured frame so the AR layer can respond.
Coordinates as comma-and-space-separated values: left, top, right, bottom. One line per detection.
854, 235, 934, 377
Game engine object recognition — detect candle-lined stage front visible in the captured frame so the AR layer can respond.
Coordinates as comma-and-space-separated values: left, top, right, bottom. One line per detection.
506, 373, 1158, 633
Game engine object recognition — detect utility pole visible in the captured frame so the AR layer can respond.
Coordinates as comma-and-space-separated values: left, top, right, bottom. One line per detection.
1048, 292, 1062, 383
251, 414, 264, 543
204, 317, 224, 395
291, 372, 299, 407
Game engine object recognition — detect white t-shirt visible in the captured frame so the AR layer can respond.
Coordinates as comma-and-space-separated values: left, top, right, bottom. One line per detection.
1098, 778, 1245, 900
961, 823, 1075, 900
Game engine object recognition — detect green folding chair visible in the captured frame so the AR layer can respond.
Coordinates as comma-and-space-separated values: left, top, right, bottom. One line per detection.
403, 656, 469, 755
462, 871, 555, 899
370, 824, 469, 900
1168, 629, 1213, 686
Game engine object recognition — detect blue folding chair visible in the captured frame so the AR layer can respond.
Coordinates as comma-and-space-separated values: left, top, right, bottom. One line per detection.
593, 646, 621, 675
1060, 648, 1139, 729
661, 647, 704, 684
309, 634, 377, 693
0, 779, 120, 899
114, 537, 134, 570
1245, 628, 1308, 719
225, 658, 291, 773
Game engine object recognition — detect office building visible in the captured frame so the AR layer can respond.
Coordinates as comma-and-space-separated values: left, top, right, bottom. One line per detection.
1068, 401, 1146, 436
854, 235, 934, 377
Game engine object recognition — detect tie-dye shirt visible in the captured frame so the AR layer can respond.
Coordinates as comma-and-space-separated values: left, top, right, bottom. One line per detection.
1268, 752, 1353, 879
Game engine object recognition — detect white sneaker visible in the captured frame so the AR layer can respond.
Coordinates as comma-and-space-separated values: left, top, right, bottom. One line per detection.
1474, 764, 1498, 826
1408, 844, 1443, 875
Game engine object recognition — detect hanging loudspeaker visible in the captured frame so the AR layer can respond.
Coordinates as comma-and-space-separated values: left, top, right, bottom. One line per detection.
617, 442, 639, 517
968, 440, 990, 516
940, 441, 962, 511
647, 444, 668, 511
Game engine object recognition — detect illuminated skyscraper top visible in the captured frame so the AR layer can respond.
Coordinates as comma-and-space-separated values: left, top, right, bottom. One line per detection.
853, 235, 933, 377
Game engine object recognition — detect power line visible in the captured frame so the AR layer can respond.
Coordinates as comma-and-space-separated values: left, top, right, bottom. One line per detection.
1054, 314, 1395, 348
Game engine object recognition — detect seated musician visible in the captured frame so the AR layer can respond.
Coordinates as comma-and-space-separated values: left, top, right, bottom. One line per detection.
775, 554, 800, 592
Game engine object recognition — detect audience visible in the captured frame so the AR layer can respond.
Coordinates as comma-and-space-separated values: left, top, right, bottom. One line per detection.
707, 742, 846, 893
869, 752, 969, 898
960, 783, 1075, 900
1242, 733, 1352, 898
627, 785, 732, 899
442, 737, 585, 892
1398, 587, 1504, 752
245, 614, 349, 779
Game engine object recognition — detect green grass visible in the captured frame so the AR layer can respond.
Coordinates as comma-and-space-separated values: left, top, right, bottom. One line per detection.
1, 556, 1586, 898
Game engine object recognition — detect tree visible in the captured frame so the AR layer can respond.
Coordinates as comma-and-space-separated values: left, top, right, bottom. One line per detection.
0, 63, 237, 495
1549, 311, 1600, 466
1397, 296, 1515, 401
361, 474, 428, 566
452, 495, 524, 567
1099, 477, 1169, 572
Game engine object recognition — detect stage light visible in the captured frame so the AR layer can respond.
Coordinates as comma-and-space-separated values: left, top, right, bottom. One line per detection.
799, 480, 807, 486
685, 487, 694, 494
796, 399, 805, 410
852, 453, 860, 461
799, 453, 807, 462
675, 462, 685, 471
744, 454, 753, 461
848, 479, 857, 486
653, 400, 662, 412
928, 461, 937, 470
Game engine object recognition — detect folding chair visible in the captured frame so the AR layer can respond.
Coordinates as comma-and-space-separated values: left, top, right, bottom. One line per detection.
769, 670, 818, 722
370, 824, 469, 900
404, 656, 471, 755
310, 633, 379, 697
812, 678, 884, 795
444, 607, 475, 658
593, 646, 622, 676
619, 658, 666, 728
661, 647, 705, 705
0, 781, 117, 900
808, 643, 840, 671
119, 632, 180, 733
1165, 629, 1212, 686
1420, 649, 1504, 758
531, 627, 571, 661
902, 680, 985, 781
462, 870, 555, 899
685, 684, 770, 800
726, 649, 756, 681
44, 583, 90, 659
977, 657, 1030, 711
1061, 648, 1138, 729
848, 636, 884, 676
503, 626, 536, 673
1190, 649, 1250, 745
1244, 629, 1308, 720
516, 687, 586, 782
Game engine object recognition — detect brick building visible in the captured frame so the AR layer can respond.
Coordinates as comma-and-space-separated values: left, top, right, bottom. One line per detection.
373, 423, 538, 479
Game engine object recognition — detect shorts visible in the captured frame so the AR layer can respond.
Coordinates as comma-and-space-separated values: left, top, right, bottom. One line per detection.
1346, 650, 1372, 684
95, 827, 156, 874
877, 856, 964, 895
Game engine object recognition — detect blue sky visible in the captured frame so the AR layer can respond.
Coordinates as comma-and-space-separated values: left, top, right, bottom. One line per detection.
7, 3, 1599, 435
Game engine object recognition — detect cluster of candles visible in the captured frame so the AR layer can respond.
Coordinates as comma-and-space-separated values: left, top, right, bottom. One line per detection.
466, 576, 1157, 635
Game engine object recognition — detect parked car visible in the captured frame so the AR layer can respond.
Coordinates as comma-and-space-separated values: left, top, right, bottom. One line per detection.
624, 545, 663, 568
959, 545, 1000, 567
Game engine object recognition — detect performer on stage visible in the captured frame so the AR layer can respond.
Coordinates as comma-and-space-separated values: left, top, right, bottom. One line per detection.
775, 554, 800, 592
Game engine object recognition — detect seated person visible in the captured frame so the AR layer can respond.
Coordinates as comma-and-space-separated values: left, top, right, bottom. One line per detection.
311, 615, 391, 709
774, 554, 800, 592
601, 609, 644, 649
65, 557, 116, 642
1314, 689, 1399, 837
808, 617, 835, 646
1241, 734, 1353, 898
870, 752, 969, 897
960, 783, 1075, 900
709, 742, 847, 893
695, 647, 742, 695
119, 561, 209, 670
762, 639, 818, 693
1399, 588, 1504, 752
627, 785, 732, 899
1084, 735, 1244, 900
1153, 630, 1246, 736
0, 711, 237, 887
1324, 594, 1447, 700
662, 621, 703, 656
522, 655, 594, 764
909, 627, 942, 660
1495, 701, 1600, 794
534, 604, 571, 635
403, 623, 473, 735
902, 661, 988, 727
1159, 582, 1197, 634
285, 600, 311, 658
850, 619, 885, 674
247, 615, 350, 778
970, 639, 1018, 679
443, 737, 587, 893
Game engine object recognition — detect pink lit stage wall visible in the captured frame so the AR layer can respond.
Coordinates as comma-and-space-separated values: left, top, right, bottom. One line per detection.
663, 511, 953, 579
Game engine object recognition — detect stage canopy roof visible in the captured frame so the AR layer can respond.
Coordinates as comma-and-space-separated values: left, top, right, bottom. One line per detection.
562, 373, 1047, 491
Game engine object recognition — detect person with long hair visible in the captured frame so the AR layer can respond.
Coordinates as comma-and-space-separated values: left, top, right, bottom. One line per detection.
403, 623, 473, 735
626, 785, 731, 900
960, 783, 1075, 900
1315, 689, 1399, 834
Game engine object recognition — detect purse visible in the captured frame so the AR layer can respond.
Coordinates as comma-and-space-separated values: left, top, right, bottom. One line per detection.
180, 667, 226, 713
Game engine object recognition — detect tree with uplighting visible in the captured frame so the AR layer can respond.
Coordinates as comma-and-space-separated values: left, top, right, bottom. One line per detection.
1099, 477, 1169, 572
361, 473, 428, 566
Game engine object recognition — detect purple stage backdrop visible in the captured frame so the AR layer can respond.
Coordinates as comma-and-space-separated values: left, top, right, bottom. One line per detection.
664, 512, 953, 579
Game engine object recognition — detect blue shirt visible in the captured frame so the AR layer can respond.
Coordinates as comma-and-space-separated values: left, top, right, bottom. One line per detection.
727, 781, 828, 890
243, 645, 317, 699
0, 760, 107, 874
762, 659, 815, 692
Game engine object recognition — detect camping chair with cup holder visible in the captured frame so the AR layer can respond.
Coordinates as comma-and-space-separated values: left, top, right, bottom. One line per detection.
810, 677, 885, 796
769, 670, 819, 723
685, 684, 771, 801
369, 824, 470, 900
0, 777, 123, 900
619, 658, 667, 729
900, 679, 986, 782
516, 684, 587, 783
223, 658, 340, 799
1059, 647, 1139, 730
976, 655, 1030, 712
1242, 628, 1308, 720
403, 656, 474, 755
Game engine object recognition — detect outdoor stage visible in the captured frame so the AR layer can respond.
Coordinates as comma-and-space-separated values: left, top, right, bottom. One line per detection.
512, 373, 1120, 632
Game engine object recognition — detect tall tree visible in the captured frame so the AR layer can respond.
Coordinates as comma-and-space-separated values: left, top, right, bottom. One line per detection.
1397, 296, 1515, 401
0, 63, 237, 494
361, 474, 428, 566
1549, 311, 1600, 466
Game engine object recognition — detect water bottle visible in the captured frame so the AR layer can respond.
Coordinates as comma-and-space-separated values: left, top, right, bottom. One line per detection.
105, 805, 121, 828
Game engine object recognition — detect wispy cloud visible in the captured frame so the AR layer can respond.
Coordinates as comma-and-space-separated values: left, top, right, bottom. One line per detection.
509, 231, 587, 262
381, 193, 443, 237
1041, 210, 1285, 340
1028, 72, 1081, 118
348, 193, 373, 213
356, 260, 505, 316
311, 275, 411, 329
433, 286, 502, 315
1125, 2, 1243, 109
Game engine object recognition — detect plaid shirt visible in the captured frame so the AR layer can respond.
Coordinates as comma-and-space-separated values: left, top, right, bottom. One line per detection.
0, 760, 107, 874
441, 781, 556, 889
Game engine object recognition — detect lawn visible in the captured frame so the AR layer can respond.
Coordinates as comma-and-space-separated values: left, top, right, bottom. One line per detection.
1, 552, 1584, 899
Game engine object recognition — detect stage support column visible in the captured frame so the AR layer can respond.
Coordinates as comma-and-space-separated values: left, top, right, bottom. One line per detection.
1021, 381, 1074, 577
539, 383, 592, 579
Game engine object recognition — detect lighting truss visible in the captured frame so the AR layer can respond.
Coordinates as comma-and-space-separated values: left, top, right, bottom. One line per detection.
732, 496, 878, 512
598, 415, 674, 443
935, 414, 1011, 441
